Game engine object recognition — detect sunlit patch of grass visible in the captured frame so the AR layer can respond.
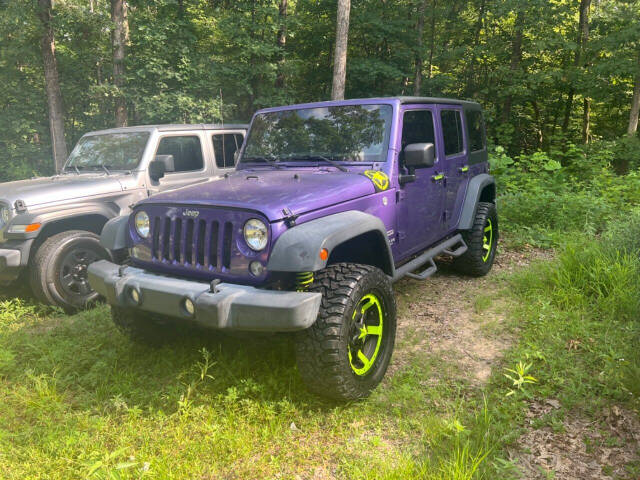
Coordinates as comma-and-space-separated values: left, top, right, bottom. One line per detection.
473, 295, 493, 314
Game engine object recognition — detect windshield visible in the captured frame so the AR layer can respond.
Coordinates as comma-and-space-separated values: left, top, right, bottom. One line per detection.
64, 132, 150, 172
242, 104, 393, 164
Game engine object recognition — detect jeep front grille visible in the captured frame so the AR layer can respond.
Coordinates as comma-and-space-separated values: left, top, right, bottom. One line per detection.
151, 216, 232, 270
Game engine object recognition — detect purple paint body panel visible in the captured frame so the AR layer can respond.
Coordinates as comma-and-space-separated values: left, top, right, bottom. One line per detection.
126, 97, 490, 285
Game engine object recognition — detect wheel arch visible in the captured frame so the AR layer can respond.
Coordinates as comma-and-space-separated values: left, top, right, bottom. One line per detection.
458, 174, 496, 231
267, 211, 395, 276
28, 214, 110, 262
10, 206, 118, 260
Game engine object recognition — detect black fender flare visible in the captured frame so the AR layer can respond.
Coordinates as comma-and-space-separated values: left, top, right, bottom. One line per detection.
100, 215, 130, 251
267, 210, 395, 275
6, 203, 120, 242
458, 174, 496, 230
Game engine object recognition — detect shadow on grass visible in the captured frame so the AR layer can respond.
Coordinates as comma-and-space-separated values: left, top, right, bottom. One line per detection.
0, 299, 344, 413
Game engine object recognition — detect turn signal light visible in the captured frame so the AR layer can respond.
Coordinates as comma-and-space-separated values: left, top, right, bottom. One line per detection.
319, 248, 329, 261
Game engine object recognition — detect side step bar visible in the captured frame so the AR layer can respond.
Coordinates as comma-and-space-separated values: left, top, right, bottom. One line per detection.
392, 234, 467, 282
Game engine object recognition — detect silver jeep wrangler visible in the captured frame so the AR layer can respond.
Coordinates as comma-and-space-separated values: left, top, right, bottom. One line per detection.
0, 123, 247, 310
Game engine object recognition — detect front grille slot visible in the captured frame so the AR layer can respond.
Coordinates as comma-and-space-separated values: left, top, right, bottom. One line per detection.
152, 217, 161, 259
222, 222, 233, 269
196, 220, 206, 266
173, 218, 182, 262
184, 219, 194, 265
162, 218, 171, 260
208, 221, 219, 268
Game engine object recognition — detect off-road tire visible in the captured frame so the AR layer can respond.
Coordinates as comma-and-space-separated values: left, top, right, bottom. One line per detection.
111, 306, 178, 346
30, 230, 111, 312
294, 263, 397, 401
453, 202, 498, 277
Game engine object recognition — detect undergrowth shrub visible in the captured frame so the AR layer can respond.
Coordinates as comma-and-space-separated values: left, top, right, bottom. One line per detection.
490, 141, 640, 247
508, 212, 640, 406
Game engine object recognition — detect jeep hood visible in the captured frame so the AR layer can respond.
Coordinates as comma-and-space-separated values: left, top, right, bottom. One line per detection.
0, 174, 127, 210
141, 169, 379, 221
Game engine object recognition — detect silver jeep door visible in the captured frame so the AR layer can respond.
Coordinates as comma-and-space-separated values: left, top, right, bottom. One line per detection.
147, 132, 211, 194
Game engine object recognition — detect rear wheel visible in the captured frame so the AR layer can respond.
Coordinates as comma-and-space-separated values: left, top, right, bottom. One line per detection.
294, 263, 397, 401
453, 202, 498, 277
30, 230, 111, 311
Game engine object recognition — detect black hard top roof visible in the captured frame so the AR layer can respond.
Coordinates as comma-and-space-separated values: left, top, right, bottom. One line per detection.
395, 96, 482, 109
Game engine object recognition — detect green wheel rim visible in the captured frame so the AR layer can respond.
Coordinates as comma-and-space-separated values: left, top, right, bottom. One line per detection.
348, 293, 384, 376
482, 218, 493, 262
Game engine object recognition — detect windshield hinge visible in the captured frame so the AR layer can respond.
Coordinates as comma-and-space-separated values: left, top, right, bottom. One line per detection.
282, 207, 299, 227
14, 200, 27, 213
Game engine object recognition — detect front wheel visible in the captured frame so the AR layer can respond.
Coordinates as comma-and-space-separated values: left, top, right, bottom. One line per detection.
294, 263, 397, 401
30, 230, 112, 311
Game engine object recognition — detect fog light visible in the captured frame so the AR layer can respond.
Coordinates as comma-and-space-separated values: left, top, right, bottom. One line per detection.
249, 261, 265, 277
183, 298, 195, 316
130, 288, 141, 305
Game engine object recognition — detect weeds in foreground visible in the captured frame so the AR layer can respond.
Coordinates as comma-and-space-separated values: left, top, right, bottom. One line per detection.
504, 361, 538, 397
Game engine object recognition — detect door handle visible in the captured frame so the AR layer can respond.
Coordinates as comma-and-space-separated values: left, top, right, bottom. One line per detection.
458, 165, 469, 173
431, 173, 445, 182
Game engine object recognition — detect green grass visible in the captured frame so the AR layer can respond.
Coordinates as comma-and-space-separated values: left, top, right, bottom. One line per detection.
0, 294, 498, 479
0, 212, 638, 479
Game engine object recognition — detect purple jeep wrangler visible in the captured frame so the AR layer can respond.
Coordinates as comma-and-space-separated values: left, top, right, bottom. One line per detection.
88, 97, 497, 400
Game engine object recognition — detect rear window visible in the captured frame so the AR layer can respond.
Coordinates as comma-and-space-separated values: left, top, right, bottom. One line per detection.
441, 110, 464, 156
466, 110, 485, 152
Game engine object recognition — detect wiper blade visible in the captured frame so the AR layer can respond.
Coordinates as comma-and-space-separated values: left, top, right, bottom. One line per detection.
295, 155, 348, 172
101, 164, 111, 175
242, 155, 283, 169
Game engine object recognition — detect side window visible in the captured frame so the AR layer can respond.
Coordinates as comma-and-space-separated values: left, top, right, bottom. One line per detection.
441, 110, 464, 156
156, 136, 204, 173
401, 110, 436, 151
212, 133, 244, 169
466, 110, 485, 152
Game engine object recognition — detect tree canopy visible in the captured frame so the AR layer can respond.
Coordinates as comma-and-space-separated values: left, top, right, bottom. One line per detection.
0, 0, 638, 180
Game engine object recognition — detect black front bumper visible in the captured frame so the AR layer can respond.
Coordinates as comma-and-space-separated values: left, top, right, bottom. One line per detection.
88, 260, 323, 332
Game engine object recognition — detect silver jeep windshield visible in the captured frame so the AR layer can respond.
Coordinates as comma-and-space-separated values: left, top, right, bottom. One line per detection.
242, 104, 393, 164
64, 132, 150, 172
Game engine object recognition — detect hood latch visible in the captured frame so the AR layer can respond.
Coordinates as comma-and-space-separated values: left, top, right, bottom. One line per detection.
282, 207, 299, 227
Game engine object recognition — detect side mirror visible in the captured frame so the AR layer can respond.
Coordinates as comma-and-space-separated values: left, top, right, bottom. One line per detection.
404, 143, 435, 170
149, 155, 174, 181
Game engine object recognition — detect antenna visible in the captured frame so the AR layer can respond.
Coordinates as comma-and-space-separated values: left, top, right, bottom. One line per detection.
219, 88, 224, 128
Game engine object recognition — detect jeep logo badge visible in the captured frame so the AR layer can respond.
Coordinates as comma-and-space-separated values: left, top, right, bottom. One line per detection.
183, 209, 200, 218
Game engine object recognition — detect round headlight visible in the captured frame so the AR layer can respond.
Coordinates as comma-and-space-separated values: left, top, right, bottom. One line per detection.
0, 207, 9, 229
134, 211, 150, 238
243, 219, 268, 251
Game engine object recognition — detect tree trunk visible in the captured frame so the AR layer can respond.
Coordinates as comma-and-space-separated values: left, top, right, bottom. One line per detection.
628, 51, 640, 136
582, 98, 590, 143
275, 0, 288, 89
562, 0, 590, 134
426, 0, 436, 84
37, 0, 67, 173
464, 0, 485, 97
502, 7, 524, 122
331, 0, 351, 100
413, 0, 429, 96
111, 0, 129, 127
